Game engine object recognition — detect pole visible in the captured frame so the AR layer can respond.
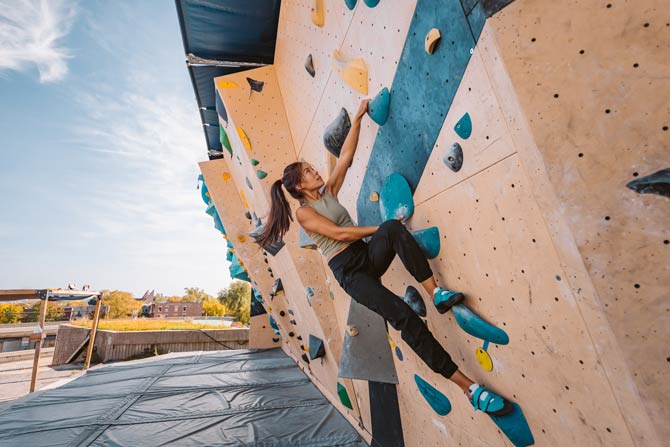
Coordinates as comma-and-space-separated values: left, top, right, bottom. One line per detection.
84, 296, 103, 370
29, 294, 49, 393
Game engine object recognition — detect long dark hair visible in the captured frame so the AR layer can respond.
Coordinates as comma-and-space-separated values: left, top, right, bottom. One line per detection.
254, 162, 304, 248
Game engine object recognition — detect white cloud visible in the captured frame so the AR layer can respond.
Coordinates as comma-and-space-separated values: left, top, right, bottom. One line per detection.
0, 0, 77, 82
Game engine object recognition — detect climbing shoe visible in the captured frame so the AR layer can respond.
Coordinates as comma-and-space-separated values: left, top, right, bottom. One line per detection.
433, 288, 464, 314
469, 384, 514, 416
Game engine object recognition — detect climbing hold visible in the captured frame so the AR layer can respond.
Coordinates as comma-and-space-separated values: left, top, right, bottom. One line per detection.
309, 334, 326, 360
279, 310, 285, 317
306, 287, 315, 298
299, 227, 318, 249
270, 278, 284, 297
344, 0, 357, 10
269, 315, 279, 331
476, 345, 494, 372
370, 192, 379, 202
402, 285, 427, 317
626, 168, 670, 198
337, 383, 353, 409
443, 142, 464, 172
215, 90, 228, 126
205, 203, 216, 217
256, 170, 268, 180
363, 0, 380, 6
288, 310, 294, 315
304, 54, 316, 77
323, 108, 351, 158
332, 50, 368, 95
220, 127, 232, 156
216, 80, 238, 89
379, 173, 414, 222
240, 191, 249, 209
311, 0, 324, 27
288, 331, 295, 337
247, 77, 264, 93
414, 375, 452, 416
395, 346, 403, 361
411, 227, 441, 259
251, 158, 259, 166
452, 304, 510, 345
425, 28, 441, 54
454, 113, 472, 139
222, 172, 231, 181
244, 211, 251, 220
297, 335, 303, 341
489, 403, 535, 447
346, 325, 359, 337
301, 353, 310, 364
245, 177, 253, 190
237, 127, 252, 151
368, 87, 390, 125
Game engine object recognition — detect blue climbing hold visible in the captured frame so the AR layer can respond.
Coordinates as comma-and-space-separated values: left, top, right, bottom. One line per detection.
368, 87, 390, 125
213, 213, 226, 235
454, 112, 472, 139
364, 0, 380, 6
489, 402, 535, 447
344, 0, 357, 10
299, 227, 318, 249
402, 285, 426, 317
205, 203, 216, 217
379, 173, 414, 222
395, 346, 403, 361
411, 227, 441, 259
414, 374, 451, 416
452, 304, 509, 345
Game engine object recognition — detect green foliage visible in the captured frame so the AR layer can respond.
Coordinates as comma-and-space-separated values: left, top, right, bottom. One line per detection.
202, 298, 227, 317
217, 281, 250, 326
0, 304, 23, 324
182, 287, 214, 302
20, 302, 66, 323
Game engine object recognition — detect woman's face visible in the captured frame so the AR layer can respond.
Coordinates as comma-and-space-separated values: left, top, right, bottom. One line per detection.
299, 163, 324, 191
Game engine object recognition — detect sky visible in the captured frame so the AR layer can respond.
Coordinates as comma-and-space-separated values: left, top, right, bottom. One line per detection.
0, 0, 232, 297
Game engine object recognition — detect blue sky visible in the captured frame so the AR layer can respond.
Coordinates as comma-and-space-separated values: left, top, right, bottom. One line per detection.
0, 0, 231, 297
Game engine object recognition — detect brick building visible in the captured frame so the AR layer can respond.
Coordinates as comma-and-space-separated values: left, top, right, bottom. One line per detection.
146, 302, 203, 318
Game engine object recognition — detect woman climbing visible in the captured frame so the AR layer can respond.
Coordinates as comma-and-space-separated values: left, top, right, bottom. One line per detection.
255, 99, 512, 416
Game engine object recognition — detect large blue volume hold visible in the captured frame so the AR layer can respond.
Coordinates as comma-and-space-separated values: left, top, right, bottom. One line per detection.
357, 0, 478, 227
379, 173, 414, 221
452, 304, 509, 345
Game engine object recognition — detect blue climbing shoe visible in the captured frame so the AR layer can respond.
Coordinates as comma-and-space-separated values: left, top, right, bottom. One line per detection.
433, 288, 464, 314
470, 385, 513, 416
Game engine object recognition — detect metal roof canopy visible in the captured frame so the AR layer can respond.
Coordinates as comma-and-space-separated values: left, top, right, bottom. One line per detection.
175, 0, 281, 158
0, 289, 102, 302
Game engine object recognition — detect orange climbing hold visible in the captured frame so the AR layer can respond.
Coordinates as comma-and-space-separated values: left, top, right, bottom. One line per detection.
332, 50, 368, 95
311, 0, 324, 27
237, 127, 252, 152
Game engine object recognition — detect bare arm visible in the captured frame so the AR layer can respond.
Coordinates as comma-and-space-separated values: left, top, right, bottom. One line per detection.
296, 206, 378, 242
325, 99, 370, 197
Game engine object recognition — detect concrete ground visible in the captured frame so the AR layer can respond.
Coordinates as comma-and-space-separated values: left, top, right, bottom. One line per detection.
0, 351, 82, 402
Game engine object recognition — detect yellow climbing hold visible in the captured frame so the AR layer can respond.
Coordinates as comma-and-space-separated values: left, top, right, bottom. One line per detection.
222, 172, 231, 181
267, 306, 272, 312
425, 28, 441, 55
237, 235, 246, 243
476, 347, 493, 372
240, 191, 249, 209
237, 127, 252, 152
370, 192, 379, 202
311, 0, 324, 27
332, 50, 368, 95
388, 337, 396, 350
216, 80, 238, 89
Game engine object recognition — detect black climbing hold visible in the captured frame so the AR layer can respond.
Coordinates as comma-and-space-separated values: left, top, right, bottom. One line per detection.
297, 335, 303, 341
244, 211, 252, 220
272, 337, 280, 343
280, 310, 286, 317
443, 142, 464, 172
305, 54, 316, 77
626, 168, 670, 198
250, 288, 266, 317
289, 332, 295, 337
323, 108, 351, 158
402, 285, 427, 317
309, 334, 326, 360
290, 319, 297, 325
288, 309, 295, 315
247, 77, 264, 93
301, 353, 310, 364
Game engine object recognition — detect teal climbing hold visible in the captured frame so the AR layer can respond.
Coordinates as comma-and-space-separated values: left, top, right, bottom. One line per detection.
256, 169, 268, 179
452, 304, 509, 345
269, 314, 280, 335
251, 158, 259, 166
205, 203, 216, 217
344, 0, 357, 10
411, 227, 440, 259
454, 112, 472, 139
364, 0, 380, 7
368, 87, 390, 125
220, 126, 232, 155
198, 175, 211, 205
379, 173, 414, 222
414, 374, 451, 416
489, 402, 535, 447
299, 227, 318, 249
213, 214, 226, 235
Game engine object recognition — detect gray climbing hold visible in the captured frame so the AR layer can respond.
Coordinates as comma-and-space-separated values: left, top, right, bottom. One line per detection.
323, 108, 351, 158
305, 54, 315, 77
245, 177, 253, 190
443, 142, 463, 172
247, 77, 264, 92
309, 334, 326, 360
299, 227, 318, 249
402, 285, 426, 317
270, 278, 284, 297
626, 168, 670, 198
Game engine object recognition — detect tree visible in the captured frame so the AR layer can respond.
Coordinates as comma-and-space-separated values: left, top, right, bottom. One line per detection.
0, 304, 23, 324
217, 281, 250, 326
103, 290, 143, 319
202, 298, 227, 317
20, 302, 66, 323
182, 287, 214, 302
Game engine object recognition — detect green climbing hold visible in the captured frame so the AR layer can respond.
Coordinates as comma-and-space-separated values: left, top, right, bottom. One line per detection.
337, 383, 353, 409
256, 169, 268, 179
251, 158, 259, 166
344, 0, 357, 10
368, 87, 390, 125
220, 127, 232, 155
454, 112, 472, 139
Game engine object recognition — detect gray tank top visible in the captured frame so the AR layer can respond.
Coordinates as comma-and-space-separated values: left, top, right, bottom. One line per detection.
303, 191, 356, 259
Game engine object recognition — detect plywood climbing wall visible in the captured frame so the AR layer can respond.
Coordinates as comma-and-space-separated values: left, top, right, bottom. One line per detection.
200, 0, 667, 445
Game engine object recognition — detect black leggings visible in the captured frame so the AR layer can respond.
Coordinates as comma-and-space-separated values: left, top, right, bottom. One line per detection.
328, 219, 459, 378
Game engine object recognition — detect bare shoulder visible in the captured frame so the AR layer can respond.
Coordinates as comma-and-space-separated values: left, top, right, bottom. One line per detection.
295, 205, 314, 223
